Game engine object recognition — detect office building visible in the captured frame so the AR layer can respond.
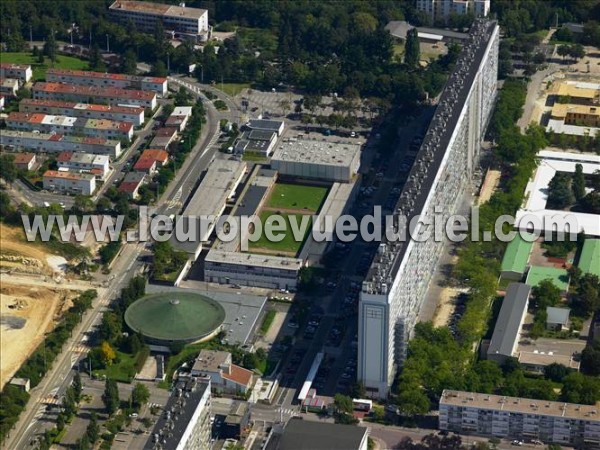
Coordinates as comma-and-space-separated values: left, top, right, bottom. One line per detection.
57, 152, 110, 180
43, 170, 96, 195
439, 390, 600, 448
145, 378, 211, 450
416, 0, 490, 22
266, 417, 370, 450
0, 130, 121, 158
6, 112, 134, 142
33, 82, 157, 109
46, 69, 167, 96
358, 20, 499, 398
486, 283, 531, 364
0, 63, 32, 83
20, 99, 145, 127
109, 1, 209, 42
270, 138, 361, 182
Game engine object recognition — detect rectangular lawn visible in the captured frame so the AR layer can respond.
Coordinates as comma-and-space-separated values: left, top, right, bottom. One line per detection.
266, 183, 328, 213
0, 52, 89, 81
249, 212, 312, 255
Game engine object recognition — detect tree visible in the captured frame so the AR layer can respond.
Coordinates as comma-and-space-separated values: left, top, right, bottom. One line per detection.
333, 393, 357, 424
278, 99, 291, 117
57, 413, 66, 431
131, 383, 150, 410
73, 195, 94, 213
102, 378, 120, 415
88, 43, 105, 71
73, 371, 82, 403
44, 30, 58, 64
581, 340, 600, 376
547, 172, 574, 209
151, 60, 167, 77
86, 412, 99, 443
0, 155, 17, 183
404, 28, 420, 68
122, 49, 138, 75
544, 363, 569, 382
76, 434, 91, 450
572, 163, 586, 201
100, 341, 117, 367
397, 385, 431, 416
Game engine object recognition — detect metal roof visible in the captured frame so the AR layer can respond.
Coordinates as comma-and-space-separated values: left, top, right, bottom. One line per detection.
546, 306, 570, 326
488, 282, 531, 358
579, 238, 600, 277
500, 233, 535, 275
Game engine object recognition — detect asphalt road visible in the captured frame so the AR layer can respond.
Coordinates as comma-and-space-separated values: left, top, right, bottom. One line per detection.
2, 77, 233, 450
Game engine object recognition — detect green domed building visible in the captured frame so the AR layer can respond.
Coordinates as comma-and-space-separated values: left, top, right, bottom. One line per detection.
124, 292, 226, 345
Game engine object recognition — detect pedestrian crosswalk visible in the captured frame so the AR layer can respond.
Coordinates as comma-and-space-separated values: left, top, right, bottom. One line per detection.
72, 344, 87, 354
42, 388, 60, 405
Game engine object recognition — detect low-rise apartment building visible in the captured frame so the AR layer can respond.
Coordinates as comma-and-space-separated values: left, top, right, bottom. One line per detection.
46, 69, 167, 96
57, 152, 110, 180
165, 106, 193, 131
12, 153, 36, 171
0, 63, 32, 83
0, 78, 19, 96
551, 104, 600, 128
6, 112, 134, 142
190, 350, 254, 395
33, 82, 157, 109
439, 390, 600, 448
20, 99, 145, 127
0, 130, 121, 158
43, 170, 96, 195
118, 171, 146, 199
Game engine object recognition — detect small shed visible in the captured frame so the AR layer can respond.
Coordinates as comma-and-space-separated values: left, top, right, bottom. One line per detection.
546, 307, 570, 332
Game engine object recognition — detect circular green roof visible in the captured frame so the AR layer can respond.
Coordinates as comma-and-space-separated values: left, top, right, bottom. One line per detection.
124, 292, 225, 343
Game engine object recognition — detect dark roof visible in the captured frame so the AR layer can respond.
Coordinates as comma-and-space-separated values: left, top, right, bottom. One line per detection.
248, 129, 276, 141
144, 378, 209, 450
366, 20, 498, 292
564, 22, 584, 34
248, 119, 284, 131
488, 283, 531, 357
385, 21, 469, 41
272, 418, 368, 450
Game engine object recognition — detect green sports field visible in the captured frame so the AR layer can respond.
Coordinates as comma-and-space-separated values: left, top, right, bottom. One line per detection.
265, 183, 328, 213
0, 52, 89, 81
248, 212, 313, 255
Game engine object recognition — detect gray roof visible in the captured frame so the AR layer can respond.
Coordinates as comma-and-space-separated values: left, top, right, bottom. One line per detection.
564, 22, 584, 34
546, 306, 570, 326
248, 119, 284, 131
385, 21, 469, 41
144, 378, 209, 450
272, 418, 368, 450
488, 282, 531, 358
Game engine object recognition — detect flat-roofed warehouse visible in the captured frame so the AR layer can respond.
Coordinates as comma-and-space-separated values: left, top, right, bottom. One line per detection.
170, 159, 246, 259
270, 138, 361, 182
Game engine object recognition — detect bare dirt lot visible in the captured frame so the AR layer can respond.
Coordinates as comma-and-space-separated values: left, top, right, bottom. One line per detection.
0, 283, 73, 388
0, 224, 76, 388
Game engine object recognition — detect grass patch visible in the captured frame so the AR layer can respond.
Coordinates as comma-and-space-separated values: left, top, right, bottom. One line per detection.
266, 183, 328, 212
213, 99, 228, 111
216, 82, 250, 97
95, 351, 137, 383
258, 310, 276, 335
248, 212, 311, 255
153, 269, 181, 283
0, 52, 89, 81
242, 151, 268, 162
237, 28, 278, 52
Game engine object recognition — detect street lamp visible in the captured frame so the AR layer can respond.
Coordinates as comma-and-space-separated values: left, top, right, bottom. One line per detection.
68, 23, 78, 46
106, 34, 110, 53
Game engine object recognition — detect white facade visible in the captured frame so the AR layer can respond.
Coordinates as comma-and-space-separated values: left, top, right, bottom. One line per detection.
6, 113, 134, 142
0, 78, 19, 96
20, 99, 145, 127
270, 139, 361, 182
43, 170, 96, 195
46, 69, 168, 96
109, 1, 209, 41
439, 390, 600, 448
204, 249, 302, 290
416, 0, 490, 21
358, 20, 499, 398
0, 63, 32, 83
58, 153, 110, 180
0, 130, 121, 158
